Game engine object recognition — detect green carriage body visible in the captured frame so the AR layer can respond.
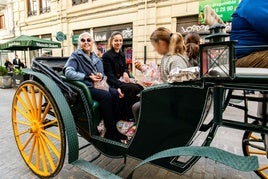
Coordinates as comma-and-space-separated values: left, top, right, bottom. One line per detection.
11, 55, 268, 178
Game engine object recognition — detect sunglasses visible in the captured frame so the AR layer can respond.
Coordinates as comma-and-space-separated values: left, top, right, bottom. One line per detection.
80, 38, 92, 43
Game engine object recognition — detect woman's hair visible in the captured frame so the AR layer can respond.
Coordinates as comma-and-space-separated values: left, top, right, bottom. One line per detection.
107, 31, 123, 50
150, 27, 186, 55
184, 32, 200, 45
186, 43, 199, 66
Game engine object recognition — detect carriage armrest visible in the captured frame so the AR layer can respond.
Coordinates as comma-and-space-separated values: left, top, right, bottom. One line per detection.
61, 76, 96, 108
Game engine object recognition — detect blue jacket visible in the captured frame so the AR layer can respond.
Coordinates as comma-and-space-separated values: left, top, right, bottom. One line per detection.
64, 48, 104, 87
230, 0, 268, 59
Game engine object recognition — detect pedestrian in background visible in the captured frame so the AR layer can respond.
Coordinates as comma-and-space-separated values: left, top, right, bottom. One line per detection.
13, 54, 21, 68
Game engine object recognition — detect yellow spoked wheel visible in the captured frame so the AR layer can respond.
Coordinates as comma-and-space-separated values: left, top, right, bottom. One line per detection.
12, 81, 66, 178
242, 122, 268, 179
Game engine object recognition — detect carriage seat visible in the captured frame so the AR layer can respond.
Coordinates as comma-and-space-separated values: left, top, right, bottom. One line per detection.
236, 67, 268, 77
209, 66, 268, 78
61, 76, 101, 128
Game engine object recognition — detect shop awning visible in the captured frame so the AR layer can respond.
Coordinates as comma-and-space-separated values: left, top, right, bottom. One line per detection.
0, 35, 61, 50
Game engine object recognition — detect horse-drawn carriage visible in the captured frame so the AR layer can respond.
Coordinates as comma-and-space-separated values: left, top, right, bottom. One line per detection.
11, 34, 268, 178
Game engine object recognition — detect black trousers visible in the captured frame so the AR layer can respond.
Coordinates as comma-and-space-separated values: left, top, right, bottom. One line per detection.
119, 82, 143, 120
90, 87, 119, 135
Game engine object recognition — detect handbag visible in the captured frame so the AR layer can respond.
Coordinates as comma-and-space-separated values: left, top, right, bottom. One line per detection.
94, 76, 109, 91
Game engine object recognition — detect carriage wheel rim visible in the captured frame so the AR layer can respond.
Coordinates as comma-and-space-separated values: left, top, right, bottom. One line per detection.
12, 82, 65, 177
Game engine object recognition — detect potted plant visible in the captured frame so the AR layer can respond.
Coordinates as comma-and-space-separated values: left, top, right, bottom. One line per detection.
0, 66, 12, 88
13, 67, 27, 87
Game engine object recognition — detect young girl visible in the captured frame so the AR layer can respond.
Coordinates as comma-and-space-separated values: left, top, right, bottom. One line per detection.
133, 27, 191, 121
136, 27, 190, 83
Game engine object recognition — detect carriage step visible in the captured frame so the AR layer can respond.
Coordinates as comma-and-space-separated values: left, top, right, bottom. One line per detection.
128, 146, 259, 178
72, 159, 122, 179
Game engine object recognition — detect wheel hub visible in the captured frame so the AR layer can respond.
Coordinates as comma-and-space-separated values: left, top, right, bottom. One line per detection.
30, 120, 41, 135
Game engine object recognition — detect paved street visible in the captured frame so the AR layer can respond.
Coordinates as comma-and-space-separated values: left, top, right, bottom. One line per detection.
0, 87, 259, 179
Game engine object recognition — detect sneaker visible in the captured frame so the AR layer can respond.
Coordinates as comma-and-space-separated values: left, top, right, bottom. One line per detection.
126, 125, 136, 139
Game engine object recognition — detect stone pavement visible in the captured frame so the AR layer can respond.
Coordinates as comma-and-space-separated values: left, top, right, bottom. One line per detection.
0, 87, 259, 179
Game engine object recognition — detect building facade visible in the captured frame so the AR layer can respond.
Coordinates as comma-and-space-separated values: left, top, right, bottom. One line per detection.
0, 0, 15, 65
1, 0, 236, 73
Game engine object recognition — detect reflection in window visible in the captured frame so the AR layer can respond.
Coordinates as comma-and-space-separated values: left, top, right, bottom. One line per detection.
41, 0, 51, 14
0, 14, 4, 29
72, 0, 89, 6
27, 0, 51, 16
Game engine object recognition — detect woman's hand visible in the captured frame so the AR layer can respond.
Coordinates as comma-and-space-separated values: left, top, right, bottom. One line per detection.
122, 72, 130, 83
89, 73, 102, 82
134, 61, 143, 71
117, 88, 124, 98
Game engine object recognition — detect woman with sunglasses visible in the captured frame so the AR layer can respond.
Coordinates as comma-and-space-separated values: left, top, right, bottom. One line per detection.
64, 32, 127, 142
102, 31, 144, 121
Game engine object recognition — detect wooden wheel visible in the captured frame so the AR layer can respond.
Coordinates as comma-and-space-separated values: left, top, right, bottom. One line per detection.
12, 81, 66, 178
242, 121, 268, 179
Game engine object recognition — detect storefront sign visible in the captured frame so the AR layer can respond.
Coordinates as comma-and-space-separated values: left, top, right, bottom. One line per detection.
94, 32, 107, 42
178, 22, 232, 34
72, 34, 79, 44
199, 0, 241, 23
122, 28, 133, 39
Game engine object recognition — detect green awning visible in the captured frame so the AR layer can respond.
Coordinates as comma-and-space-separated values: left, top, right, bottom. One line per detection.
0, 35, 61, 50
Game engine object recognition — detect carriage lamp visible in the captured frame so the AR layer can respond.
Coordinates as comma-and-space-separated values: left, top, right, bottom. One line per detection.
199, 24, 236, 79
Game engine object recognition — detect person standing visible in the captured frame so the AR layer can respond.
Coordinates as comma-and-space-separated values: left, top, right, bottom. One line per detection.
230, 0, 268, 68
102, 31, 143, 121
64, 32, 126, 142
4, 58, 13, 71
13, 55, 21, 68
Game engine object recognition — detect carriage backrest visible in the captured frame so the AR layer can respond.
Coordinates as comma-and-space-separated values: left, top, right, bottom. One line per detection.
34, 56, 69, 72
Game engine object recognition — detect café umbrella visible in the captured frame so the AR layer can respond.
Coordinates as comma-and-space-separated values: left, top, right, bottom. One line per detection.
0, 35, 61, 65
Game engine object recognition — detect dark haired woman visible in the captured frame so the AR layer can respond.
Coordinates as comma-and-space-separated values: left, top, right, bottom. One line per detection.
102, 31, 143, 121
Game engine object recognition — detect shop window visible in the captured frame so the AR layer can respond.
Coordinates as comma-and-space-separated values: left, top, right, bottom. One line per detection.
72, 0, 88, 6
40, 0, 51, 14
27, 0, 38, 16
0, 14, 4, 29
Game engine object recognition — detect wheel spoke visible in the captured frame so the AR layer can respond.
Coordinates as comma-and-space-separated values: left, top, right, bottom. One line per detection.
39, 136, 48, 173
35, 137, 40, 171
14, 119, 31, 126
40, 132, 60, 159
22, 133, 34, 151
16, 95, 30, 114
248, 150, 266, 155
259, 165, 268, 171
41, 129, 60, 141
16, 129, 30, 137
40, 134, 56, 171
249, 135, 260, 140
37, 92, 43, 120
41, 119, 58, 128
22, 87, 34, 117
30, 85, 38, 119
14, 105, 31, 122
41, 102, 52, 122
28, 136, 36, 163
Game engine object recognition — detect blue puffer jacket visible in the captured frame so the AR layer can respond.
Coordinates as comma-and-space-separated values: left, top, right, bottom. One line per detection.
230, 0, 268, 59
64, 48, 104, 87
